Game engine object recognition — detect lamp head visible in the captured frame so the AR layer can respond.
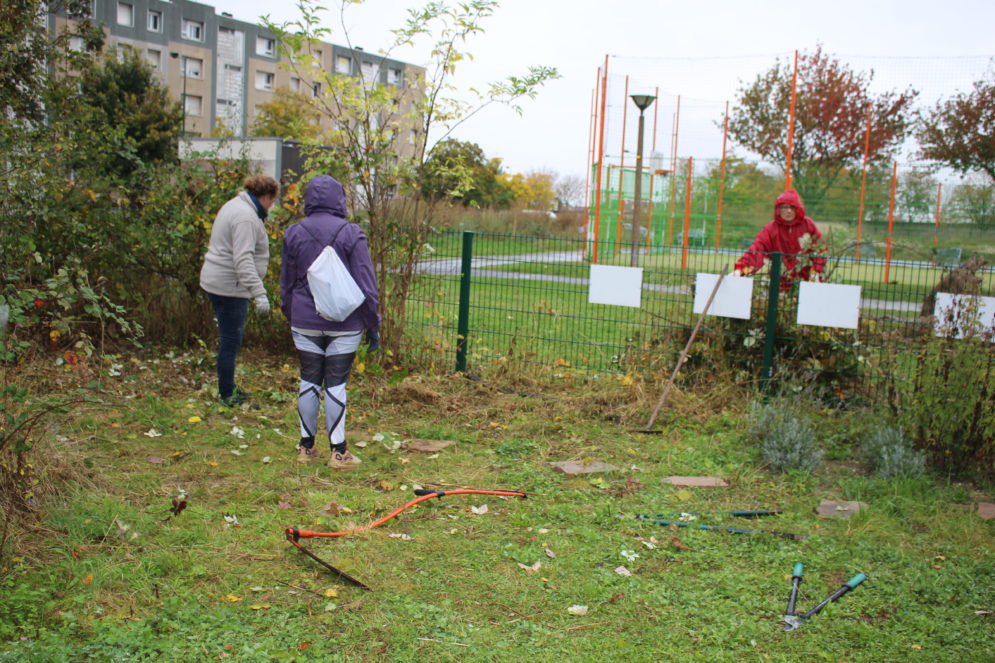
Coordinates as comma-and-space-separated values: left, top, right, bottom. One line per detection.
630, 94, 656, 111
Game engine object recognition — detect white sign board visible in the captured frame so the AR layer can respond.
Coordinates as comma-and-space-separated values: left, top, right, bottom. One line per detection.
693, 273, 753, 319
588, 265, 643, 308
933, 293, 995, 339
797, 282, 862, 329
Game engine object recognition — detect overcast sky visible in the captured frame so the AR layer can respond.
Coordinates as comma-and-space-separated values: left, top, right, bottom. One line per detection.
210, 0, 995, 180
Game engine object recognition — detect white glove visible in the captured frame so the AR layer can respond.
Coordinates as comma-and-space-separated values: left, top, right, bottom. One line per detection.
254, 295, 270, 315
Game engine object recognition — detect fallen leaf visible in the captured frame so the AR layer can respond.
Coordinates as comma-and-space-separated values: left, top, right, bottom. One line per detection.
566, 604, 588, 616
620, 550, 639, 562
225, 595, 242, 602
975, 610, 993, 616
320, 501, 342, 517
670, 536, 694, 551
277, 501, 291, 510
379, 480, 394, 492
205, 461, 219, 467
187, 416, 201, 423
389, 533, 412, 540
250, 586, 265, 593
675, 489, 693, 501
614, 565, 632, 577
298, 642, 312, 652
143, 429, 162, 438
261, 456, 272, 464
250, 604, 270, 610
470, 504, 488, 515
81, 574, 93, 585
544, 548, 556, 559
324, 588, 338, 598
517, 561, 542, 574
147, 456, 164, 464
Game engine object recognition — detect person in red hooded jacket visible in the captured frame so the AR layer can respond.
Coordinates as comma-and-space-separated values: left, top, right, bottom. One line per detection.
734, 190, 826, 289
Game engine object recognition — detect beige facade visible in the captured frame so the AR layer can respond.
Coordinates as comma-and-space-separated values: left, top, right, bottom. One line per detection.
51, 0, 424, 149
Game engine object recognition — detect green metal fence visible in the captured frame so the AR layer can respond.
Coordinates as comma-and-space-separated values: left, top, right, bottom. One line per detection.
406, 230, 994, 392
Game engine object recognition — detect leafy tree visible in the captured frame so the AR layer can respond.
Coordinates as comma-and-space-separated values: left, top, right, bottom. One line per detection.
917, 76, 995, 184
948, 175, 995, 228
250, 88, 324, 141
264, 0, 558, 355
78, 47, 182, 174
0, 0, 101, 121
727, 46, 918, 208
896, 169, 939, 224
420, 139, 512, 208
503, 170, 556, 210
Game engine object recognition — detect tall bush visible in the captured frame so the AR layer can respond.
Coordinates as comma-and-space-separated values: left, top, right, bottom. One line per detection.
885, 299, 995, 479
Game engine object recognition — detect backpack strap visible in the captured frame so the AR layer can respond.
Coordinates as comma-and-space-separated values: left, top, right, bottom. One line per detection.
300, 219, 349, 252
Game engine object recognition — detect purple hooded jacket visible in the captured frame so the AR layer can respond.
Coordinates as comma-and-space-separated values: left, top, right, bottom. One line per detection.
280, 175, 380, 332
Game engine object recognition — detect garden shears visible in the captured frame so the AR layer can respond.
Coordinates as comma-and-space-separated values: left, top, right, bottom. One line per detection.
782, 563, 866, 631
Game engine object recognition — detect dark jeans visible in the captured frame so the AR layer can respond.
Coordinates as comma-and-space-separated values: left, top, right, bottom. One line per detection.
207, 293, 248, 400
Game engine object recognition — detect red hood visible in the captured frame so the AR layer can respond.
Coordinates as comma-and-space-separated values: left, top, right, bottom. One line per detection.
774, 190, 806, 226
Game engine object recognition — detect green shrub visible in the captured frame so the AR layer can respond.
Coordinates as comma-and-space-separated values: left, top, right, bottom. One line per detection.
860, 424, 926, 478
884, 302, 995, 480
747, 400, 823, 472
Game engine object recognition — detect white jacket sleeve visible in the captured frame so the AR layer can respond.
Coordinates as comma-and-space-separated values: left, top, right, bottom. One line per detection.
230, 217, 266, 299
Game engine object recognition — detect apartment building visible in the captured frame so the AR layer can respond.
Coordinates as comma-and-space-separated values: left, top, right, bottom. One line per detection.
49, 0, 424, 148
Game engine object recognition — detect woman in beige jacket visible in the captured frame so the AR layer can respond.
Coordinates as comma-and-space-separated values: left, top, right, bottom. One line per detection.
199, 175, 279, 406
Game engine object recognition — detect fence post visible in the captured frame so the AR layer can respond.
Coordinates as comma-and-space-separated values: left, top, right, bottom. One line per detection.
760, 253, 782, 392
455, 231, 474, 373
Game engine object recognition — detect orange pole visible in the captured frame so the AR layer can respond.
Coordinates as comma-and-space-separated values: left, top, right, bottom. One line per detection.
933, 182, 942, 245
784, 50, 799, 191
855, 107, 872, 262
715, 100, 729, 252
883, 161, 897, 284
593, 56, 609, 263
667, 95, 681, 246
615, 75, 630, 256
681, 157, 693, 269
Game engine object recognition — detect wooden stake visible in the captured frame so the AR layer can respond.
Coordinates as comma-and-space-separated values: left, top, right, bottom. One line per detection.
643, 265, 730, 432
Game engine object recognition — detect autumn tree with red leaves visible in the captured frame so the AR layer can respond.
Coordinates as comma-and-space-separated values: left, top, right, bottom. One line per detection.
728, 46, 918, 210
917, 76, 995, 185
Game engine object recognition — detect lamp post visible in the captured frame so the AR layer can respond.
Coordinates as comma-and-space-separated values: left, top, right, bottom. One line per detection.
629, 93, 656, 267
169, 52, 187, 136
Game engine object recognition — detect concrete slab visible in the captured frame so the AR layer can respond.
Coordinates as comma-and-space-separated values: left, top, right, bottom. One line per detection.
550, 460, 619, 476
816, 500, 868, 519
404, 439, 456, 453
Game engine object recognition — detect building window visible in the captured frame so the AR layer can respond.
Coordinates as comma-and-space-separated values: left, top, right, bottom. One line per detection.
256, 36, 275, 57
360, 61, 379, 85
146, 48, 162, 71
335, 56, 350, 74
289, 77, 301, 93
182, 56, 203, 79
182, 19, 203, 42
312, 81, 321, 97
312, 49, 322, 68
116, 3, 133, 26
147, 10, 161, 32
386, 68, 401, 85
185, 95, 202, 117
255, 71, 274, 90
69, 36, 86, 52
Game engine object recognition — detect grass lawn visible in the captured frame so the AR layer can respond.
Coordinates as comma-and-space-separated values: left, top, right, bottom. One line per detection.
1, 350, 993, 662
